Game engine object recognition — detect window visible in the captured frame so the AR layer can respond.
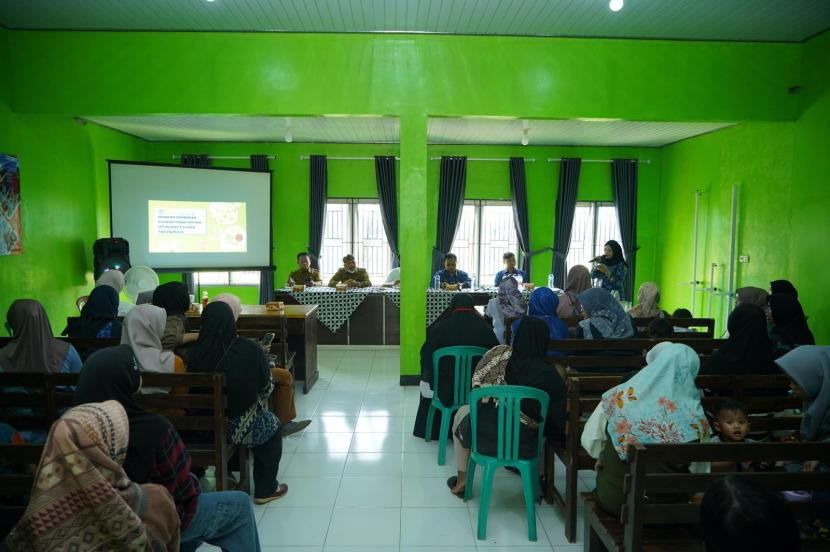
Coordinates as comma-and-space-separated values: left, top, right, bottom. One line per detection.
194, 271, 261, 286
566, 201, 623, 273
321, 199, 392, 285
450, 200, 519, 287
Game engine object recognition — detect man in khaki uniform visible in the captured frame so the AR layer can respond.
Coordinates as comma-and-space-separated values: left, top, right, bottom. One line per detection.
286, 252, 323, 286
328, 254, 372, 288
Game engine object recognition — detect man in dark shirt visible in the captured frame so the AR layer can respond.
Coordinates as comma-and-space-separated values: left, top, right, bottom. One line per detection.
286, 251, 322, 287
433, 253, 471, 289
328, 254, 372, 287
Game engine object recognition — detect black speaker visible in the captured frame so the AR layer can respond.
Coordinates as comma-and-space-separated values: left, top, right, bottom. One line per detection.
93, 238, 131, 280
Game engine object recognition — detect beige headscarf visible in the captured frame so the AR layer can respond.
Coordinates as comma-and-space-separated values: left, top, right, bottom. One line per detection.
95, 269, 126, 293
2, 401, 179, 551
629, 282, 662, 318
736, 286, 769, 307
120, 304, 174, 374
565, 265, 592, 294
213, 293, 243, 321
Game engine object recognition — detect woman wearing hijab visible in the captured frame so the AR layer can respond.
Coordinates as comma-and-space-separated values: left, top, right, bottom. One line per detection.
591, 240, 627, 298
447, 316, 566, 496
511, 287, 568, 356
121, 304, 183, 395
413, 294, 500, 439
186, 302, 287, 505
96, 269, 126, 293
152, 281, 198, 351
0, 299, 81, 375
703, 304, 778, 375
770, 279, 799, 299
557, 265, 592, 319
576, 288, 635, 340
581, 343, 711, 516
63, 285, 122, 339
628, 281, 665, 319
776, 346, 830, 444
2, 400, 180, 551
75, 346, 263, 551
768, 293, 815, 355
485, 276, 526, 345
211, 293, 311, 437
735, 286, 769, 308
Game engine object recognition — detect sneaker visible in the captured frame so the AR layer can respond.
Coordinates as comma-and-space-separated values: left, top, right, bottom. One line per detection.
281, 419, 312, 437
254, 483, 288, 505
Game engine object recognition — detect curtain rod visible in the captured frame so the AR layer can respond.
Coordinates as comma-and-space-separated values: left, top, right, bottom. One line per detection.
547, 158, 652, 165
428, 157, 536, 162
171, 155, 276, 160
299, 156, 400, 161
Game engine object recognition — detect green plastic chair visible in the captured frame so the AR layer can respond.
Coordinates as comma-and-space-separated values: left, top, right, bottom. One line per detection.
424, 346, 488, 465
463, 385, 549, 541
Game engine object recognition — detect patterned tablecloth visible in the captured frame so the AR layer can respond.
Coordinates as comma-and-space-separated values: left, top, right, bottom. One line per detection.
425, 287, 533, 327
280, 287, 400, 333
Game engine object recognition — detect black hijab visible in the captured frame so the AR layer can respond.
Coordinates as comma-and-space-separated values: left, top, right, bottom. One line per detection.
74, 345, 170, 483
506, 316, 566, 438
152, 282, 191, 317
186, 302, 270, 419
770, 280, 798, 299
706, 304, 778, 375
63, 285, 122, 338
603, 240, 627, 267
769, 293, 815, 347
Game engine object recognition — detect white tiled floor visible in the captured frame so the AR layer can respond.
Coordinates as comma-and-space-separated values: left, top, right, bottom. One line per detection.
200, 346, 587, 551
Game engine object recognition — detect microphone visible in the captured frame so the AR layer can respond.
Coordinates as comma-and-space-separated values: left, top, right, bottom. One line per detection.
588, 255, 603, 263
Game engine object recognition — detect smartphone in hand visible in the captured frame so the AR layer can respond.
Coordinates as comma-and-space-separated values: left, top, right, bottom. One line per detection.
260, 333, 275, 348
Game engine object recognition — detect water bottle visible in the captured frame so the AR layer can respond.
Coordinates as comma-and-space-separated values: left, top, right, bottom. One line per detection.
547, 273, 555, 289
433, 274, 441, 290
470, 274, 477, 290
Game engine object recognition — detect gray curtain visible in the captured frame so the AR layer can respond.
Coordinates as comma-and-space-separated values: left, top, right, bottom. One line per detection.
251, 155, 274, 303
308, 155, 327, 270
552, 158, 581, 288
432, 157, 467, 275
612, 159, 638, 301
181, 154, 211, 290
375, 156, 399, 268
509, 157, 531, 277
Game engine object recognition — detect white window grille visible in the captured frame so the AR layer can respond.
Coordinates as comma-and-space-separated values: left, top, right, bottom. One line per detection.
321, 199, 392, 285
449, 200, 519, 287
193, 270, 261, 286
565, 201, 624, 273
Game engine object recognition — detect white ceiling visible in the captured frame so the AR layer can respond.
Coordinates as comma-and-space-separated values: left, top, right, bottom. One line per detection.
85, 115, 735, 147
1, 0, 829, 42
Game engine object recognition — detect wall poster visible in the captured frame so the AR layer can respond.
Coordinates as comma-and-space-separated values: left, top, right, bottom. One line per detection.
0, 154, 22, 256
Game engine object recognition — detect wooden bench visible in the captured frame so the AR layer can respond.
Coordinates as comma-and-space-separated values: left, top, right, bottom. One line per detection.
0, 443, 44, 538
583, 441, 830, 551
545, 373, 800, 543
559, 317, 716, 338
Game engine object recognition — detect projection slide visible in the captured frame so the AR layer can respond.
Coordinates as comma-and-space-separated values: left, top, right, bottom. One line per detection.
148, 200, 247, 253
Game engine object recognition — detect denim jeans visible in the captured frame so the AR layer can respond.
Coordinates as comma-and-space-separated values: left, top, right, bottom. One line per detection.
180, 491, 260, 552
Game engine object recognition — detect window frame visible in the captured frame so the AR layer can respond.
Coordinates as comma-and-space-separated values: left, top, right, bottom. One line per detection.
322, 197, 392, 284
566, 200, 623, 272
451, 199, 521, 286
193, 270, 261, 287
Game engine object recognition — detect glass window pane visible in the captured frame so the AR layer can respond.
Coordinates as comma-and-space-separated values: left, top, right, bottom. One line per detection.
596, 204, 624, 259
321, 201, 351, 280
229, 271, 261, 286
450, 204, 478, 278
195, 272, 229, 286
565, 203, 595, 273
480, 203, 519, 286
355, 201, 392, 285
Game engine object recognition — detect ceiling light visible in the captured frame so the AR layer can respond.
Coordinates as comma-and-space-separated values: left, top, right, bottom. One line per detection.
609, 0, 623, 12
521, 127, 529, 146
285, 131, 293, 143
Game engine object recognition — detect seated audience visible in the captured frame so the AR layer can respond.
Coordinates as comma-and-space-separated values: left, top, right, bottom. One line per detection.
63, 285, 122, 339
511, 287, 568, 355
711, 398, 751, 444
557, 264, 592, 319
413, 294, 498, 439
770, 279, 799, 298
95, 269, 133, 316
671, 307, 697, 333
0, 299, 81, 375
576, 288, 635, 339
328, 254, 372, 287
735, 286, 769, 307
286, 251, 322, 287
186, 302, 288, 504
485, 276, 526, 345
700, 476, 800, 552
703, 304, 778, 375
590, 240, 627, 298
211, 293, 311, 437
3, 400, 179, 551
493, 251, 526, 286
152, 281, 198, 351
75, 346, 262, 551
121, 304, 183, 394
448, 316, 566, 496
581, 343, 711, 517
647, 317, 674, 338
628, 281, 665, 318
433, 253, 471, 289
381, 266, 400, 287
768, 293, 815, 355
776, 346, 830, 445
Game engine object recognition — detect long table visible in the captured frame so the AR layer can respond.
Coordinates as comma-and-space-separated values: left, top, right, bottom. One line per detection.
188, 304, 319, 393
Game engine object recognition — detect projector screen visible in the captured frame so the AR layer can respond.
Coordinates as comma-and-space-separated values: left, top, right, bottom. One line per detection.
109, 161, 271, 270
